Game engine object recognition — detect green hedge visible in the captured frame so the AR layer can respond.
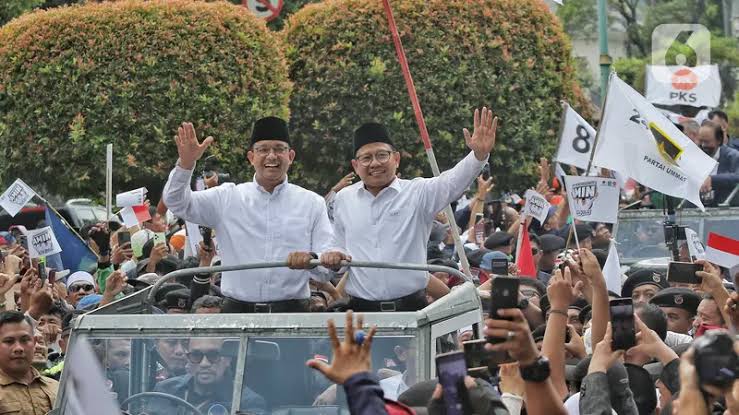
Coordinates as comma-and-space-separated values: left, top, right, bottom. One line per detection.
0, 0, 291, 197
283, 0, 591, 193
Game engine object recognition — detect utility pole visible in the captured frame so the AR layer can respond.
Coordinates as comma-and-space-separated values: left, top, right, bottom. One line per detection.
598, 0, 612, 105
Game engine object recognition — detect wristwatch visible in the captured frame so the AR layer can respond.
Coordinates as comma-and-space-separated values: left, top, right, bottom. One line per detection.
519, 355, 550, 382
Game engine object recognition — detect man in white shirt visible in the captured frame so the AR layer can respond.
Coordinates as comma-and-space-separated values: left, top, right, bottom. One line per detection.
324, 107, 498, 311
163, 117, 347, 313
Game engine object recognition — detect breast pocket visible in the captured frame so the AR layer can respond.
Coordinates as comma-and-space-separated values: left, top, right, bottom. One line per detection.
0, 401, 21, 414
282, 217, 312, 248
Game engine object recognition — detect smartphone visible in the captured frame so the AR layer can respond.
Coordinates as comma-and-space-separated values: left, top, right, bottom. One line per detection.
19, 235, 28, 250
48, 270, 56, 285
489, 276, 520, 323
436, 351, 467, 415
490, 258, 509, 276
668, 261, 703, 284
610, 298, 636, 351
463, 339, 514, 369
37, 262, 46, 282
118, 231, 131, 246
154, 232, 166, 246
200, 226, 212, 248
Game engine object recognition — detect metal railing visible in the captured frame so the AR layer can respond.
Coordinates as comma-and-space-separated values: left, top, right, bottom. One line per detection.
145, 259, 469, 306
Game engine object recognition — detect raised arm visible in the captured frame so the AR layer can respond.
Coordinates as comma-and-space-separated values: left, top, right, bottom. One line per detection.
162, 122, 225, 228
420, 107, 497, 218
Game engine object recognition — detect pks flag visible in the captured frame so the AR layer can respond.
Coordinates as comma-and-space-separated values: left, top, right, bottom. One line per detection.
705, 232, 739, 269
591, 73, 716, 209
646, 65, 721, 108
564, 176, 620, 223
516, 225, 537, 279
45, 206, 98, 273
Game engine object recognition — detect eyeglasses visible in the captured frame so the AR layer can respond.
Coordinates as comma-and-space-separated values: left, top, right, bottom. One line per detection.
187, 350, 222, 364
253, 146, 289, 156
520, 289, 540, 299
356, 150, 394, 167
531, 247, 540, 256
69, 284, 94, 293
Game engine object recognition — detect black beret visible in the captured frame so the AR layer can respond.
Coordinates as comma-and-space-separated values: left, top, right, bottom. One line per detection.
484, 231, 514, 250
154, 283, 188, 304
353, 122, 394, 154
540, 234, 566, 253
163, 289, 191, 311
466, 249, 489, 268
251, 116, 290, 146
649, 287, 700, 315
621, 269, 669, 298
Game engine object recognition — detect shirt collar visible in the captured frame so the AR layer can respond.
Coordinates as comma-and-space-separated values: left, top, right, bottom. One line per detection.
713, 146, 721, 161
253, 175, 289, 195
359, 177, 402, 197
0, 367, 43, 386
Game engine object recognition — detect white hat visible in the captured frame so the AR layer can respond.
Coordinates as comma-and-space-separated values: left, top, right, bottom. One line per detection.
65, 271, 95, 288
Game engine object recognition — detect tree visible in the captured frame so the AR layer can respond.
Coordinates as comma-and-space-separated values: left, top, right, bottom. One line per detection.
0, 0, 44, 26
283, 0, 592, 193
0, 0, 291, 198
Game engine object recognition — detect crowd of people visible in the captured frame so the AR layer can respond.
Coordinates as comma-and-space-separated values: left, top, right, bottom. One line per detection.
0, 106, 736, 415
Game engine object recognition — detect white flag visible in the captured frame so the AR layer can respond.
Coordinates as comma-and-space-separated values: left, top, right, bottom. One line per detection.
646, 65, 721, 108
523, 189, 551, 224
64, 337, 122, 415
592, 73, 716, 210
564, 176, 620, 223
0, 179, 36, 217
27, 226, 62, 258
555, 104, 596, 170
684, 227, 705, 261
115, 187, 147, 207
603, 241, 623, 295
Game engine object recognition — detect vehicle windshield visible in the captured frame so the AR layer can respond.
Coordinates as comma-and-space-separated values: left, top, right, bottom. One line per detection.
84, 334, 416, 415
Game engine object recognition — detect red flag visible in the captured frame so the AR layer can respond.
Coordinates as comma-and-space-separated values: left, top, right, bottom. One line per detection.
517, 225, 537, 278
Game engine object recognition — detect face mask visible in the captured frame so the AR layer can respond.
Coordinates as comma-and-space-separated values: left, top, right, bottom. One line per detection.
694, 323, 724, 338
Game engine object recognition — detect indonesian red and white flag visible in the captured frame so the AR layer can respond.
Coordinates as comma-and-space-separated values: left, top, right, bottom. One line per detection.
705, 233, 739, 269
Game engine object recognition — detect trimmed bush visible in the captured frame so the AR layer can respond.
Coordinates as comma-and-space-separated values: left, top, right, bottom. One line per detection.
283, 0, 591, 193
0, 0, 291, 197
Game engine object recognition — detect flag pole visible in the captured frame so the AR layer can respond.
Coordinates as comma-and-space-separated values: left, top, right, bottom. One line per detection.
515, 215, 527, 263
585, 72, 615, 174
381, 0, 473, 280
106, 144, 113, 223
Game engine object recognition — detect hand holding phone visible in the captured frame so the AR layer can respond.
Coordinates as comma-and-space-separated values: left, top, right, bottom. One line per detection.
117, 231, 131, 246
37, 262, 46, 282
667, 261, 703, 284
489, 277, 520, 320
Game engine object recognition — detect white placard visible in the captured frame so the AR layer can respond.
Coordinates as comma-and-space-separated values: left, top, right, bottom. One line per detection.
523, 189, 551, 224
115, 187, 147, 207
27, 226, 62, 258
564, 176, 620, 224
684, 227, 705, 261
185, 221, 204, 257
0, 178, 36, 217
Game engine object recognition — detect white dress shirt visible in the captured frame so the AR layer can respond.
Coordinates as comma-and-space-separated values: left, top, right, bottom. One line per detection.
332, 151, 486, 300
163, 164, 335, 302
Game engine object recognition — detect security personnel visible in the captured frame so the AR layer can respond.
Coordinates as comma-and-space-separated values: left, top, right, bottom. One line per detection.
621, 269, 669, 304
324, 107, 498, 311
649, 287, 700, 335
163, 117, 346, 313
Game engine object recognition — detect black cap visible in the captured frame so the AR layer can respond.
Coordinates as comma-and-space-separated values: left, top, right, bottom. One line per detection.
569, 297, 588, 311
353, 122, 393, 154
621, 269, 669, 298
540, 234, 566, 253
466, 249, 489, 268
154, 283, 188, 304
649, 287, 700, 315
251, 116, 290, 146
484, 231, 514, 250
163, 289, 191, 311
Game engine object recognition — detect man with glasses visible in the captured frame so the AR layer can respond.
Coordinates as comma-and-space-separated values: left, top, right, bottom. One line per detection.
65, 271, 97, 308
163, 117, 347, 313
323, 107, 498, 311
151, 338, 266, 415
